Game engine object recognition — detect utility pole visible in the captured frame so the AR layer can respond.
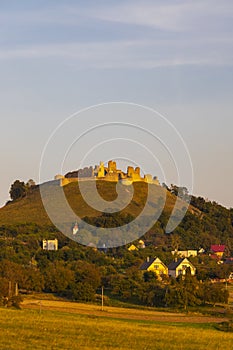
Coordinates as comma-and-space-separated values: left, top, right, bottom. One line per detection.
101, 286, 104, 311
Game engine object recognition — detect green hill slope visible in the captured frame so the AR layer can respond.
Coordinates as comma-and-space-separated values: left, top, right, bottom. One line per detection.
1, 179, 232, 254
0, 181, 191, 227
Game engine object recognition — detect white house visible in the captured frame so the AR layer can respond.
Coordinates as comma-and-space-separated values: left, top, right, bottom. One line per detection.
171, 250, 197, 258
42, 239, 58, 251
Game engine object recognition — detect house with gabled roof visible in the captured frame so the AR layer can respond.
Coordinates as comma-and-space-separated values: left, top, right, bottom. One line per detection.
140, 257, 168, 277
128, 244, 138, 251
168, 258, 196, 278
210, 245, 225, 259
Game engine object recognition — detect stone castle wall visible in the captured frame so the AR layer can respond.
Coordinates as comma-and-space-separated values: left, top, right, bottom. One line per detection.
56, 160, 160, 187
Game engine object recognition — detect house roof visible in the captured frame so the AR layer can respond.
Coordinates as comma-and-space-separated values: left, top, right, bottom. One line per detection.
211, 245, 225, 253
128, 244, 138, 251
140, 258, 156, 270
140, 257, 164, 270
225, 257, 233, 264
168, 258, 184, 270
168, 258, 195, 271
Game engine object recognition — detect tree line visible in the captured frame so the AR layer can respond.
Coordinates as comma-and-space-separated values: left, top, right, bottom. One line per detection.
0, 223, 231, 309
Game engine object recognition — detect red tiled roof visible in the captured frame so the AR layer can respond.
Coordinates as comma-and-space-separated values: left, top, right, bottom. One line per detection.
211, 245, 225, 253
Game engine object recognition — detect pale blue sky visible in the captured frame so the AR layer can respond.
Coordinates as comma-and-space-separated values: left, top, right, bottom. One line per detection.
0, 0, 233, 207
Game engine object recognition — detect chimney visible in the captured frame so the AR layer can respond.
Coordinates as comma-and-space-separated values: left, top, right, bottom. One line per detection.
147, 257, 150, 262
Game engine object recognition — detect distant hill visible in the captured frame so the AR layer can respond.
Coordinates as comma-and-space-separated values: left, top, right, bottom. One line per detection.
0, 180, 189, 226
0, 179, 232, 253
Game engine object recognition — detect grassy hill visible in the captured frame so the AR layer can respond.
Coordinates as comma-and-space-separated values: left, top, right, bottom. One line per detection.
1, 177, 233, 254
0, 180, 192, 227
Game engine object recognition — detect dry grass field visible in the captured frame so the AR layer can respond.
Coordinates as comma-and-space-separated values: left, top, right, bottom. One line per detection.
0, 300, 233, 350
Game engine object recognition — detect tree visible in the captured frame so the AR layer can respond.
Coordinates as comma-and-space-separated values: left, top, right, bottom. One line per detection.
110, 274, 139, 301
9, 180, 27, 201
62, 261, 102, 301
76, 229, 93, 246
165, 272, 201, 310
139, 282, 166, 306
202, 282, 229, 306
0, 277, 9, 298
0, 260, 24, 285
20, 268, 44, 292
170, 185, 190, 201
44, 261, 74, 294
26, 179, 36, 188
72, 261, 101, 290
162, 183, 170, 191
171, 234, 181, 251
70, 282, 95, 301
170, 184, 179, 197
143, 271, 157, 282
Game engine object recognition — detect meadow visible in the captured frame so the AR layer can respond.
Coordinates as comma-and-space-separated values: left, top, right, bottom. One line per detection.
0, 300, 233, 350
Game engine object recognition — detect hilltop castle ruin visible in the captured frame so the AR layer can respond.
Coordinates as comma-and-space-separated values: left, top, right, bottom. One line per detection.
55, 160, 160, 187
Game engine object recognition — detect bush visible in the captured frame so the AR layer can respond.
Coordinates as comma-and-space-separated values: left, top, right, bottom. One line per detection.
2, 295, 23, 309
215, 321, 233, 332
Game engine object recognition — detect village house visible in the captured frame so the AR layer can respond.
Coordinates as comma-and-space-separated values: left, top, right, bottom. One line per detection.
210, 244, 225, 259
140, 257, 168, 277
42, 239, 58, 251
128, 240, 145, 251
138, 240, 145, 249
168, 258, 196, 278
225, 257, 233, 265
198, 248, 205, 254
128, 244, 138, 251
171, 250, 197, 258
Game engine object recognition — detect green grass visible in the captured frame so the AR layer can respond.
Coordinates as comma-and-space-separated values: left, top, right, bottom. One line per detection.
0, 306, 233, 350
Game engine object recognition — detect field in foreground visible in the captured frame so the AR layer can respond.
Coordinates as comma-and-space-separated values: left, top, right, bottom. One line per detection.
0, 301, 233, 350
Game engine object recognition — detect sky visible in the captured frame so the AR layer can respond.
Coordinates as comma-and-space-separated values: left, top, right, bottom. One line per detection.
0, 0, 233, 208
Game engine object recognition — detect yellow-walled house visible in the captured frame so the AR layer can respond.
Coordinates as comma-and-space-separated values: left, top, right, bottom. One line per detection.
128, 244, 139, 251
210, 245, 225, 259
171, 250, 197, 258
140, 257, 168, 277
168, 258, 196, 278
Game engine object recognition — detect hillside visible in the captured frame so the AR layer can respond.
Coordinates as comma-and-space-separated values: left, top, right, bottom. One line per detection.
0, 179, 233, 253
1, 178, 233, 246
0, 180, 192, 227
0, 178, 233, 311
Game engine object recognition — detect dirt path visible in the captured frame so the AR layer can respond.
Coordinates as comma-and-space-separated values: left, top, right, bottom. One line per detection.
22, 299, 227, 324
